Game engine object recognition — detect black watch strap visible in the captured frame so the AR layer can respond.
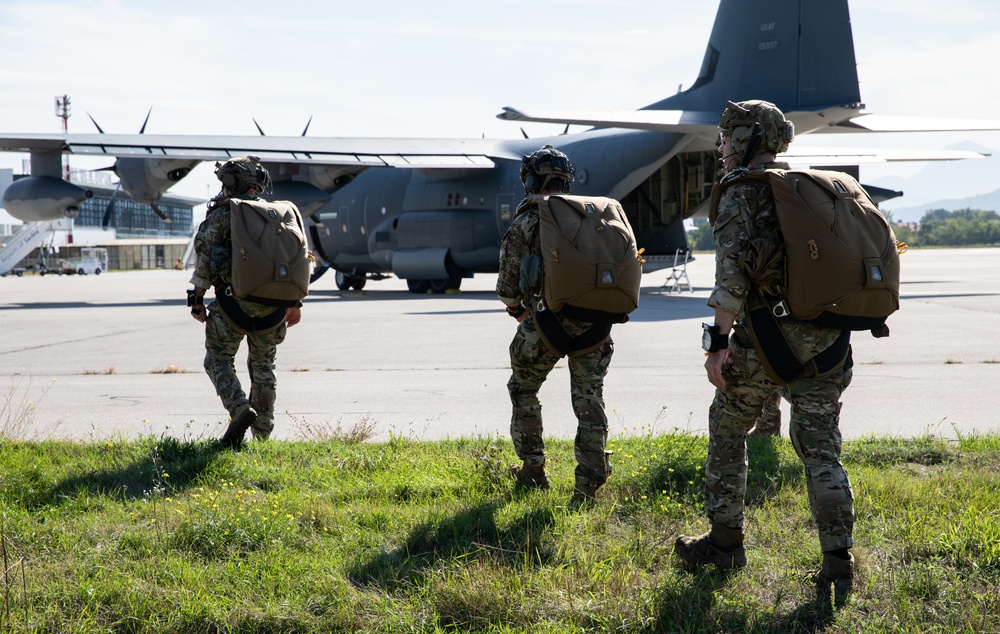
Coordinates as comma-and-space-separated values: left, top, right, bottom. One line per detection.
708, 331, 729, 352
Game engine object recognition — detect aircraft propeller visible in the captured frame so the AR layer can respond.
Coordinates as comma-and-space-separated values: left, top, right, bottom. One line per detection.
88, 107, 172, 224
101, 180, 121, 229
253, 116, 314, 137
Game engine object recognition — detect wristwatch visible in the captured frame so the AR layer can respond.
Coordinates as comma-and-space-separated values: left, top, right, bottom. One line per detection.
702, 323, 729, 352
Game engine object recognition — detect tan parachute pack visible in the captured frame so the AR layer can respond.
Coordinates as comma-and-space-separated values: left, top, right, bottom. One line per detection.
537, 194, 642, 323
722, 168, 901, 331
229, 198, 311, 307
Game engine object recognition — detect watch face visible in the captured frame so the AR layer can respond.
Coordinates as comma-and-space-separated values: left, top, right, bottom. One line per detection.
702, 330, 713, 351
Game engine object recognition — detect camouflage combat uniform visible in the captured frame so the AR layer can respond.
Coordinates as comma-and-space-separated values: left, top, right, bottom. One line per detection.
707, 159, 855, 554
190, 196, 287, 439
497, 195, 614, 493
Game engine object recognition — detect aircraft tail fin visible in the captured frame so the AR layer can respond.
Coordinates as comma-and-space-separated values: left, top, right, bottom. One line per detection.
647, 0, 861, 114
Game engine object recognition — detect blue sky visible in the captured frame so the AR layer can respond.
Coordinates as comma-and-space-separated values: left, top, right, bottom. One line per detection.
1, 0, 998, 207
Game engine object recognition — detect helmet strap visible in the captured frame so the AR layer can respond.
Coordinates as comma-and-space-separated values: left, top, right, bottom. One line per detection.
740, 122, 764, 169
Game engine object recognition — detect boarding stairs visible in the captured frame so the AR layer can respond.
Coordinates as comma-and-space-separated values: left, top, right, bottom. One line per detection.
657, 248, 693, 294
0, 219, 69, 275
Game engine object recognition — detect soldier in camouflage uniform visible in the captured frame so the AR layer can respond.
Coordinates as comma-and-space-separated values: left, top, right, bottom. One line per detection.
497, 145, 615, 505
674, 102, 856, 600
188, 156, 302, 450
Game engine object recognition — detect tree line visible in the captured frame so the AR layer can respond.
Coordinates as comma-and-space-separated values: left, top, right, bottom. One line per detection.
687, 208, 1000, 250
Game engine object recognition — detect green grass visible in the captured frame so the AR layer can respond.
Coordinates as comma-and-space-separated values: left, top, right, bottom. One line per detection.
0, 430, 998, 633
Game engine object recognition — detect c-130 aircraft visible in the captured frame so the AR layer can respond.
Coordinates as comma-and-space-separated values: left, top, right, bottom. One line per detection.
1, 0, 997, 292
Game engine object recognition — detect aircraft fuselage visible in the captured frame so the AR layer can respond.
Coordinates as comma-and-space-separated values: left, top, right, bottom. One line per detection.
304, 128, 705, 290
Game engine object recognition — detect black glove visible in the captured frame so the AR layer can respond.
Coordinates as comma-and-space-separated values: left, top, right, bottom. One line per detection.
505, 304, 527, 321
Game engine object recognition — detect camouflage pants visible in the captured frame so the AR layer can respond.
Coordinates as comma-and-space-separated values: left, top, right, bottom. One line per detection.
507, 315, 614, 491
203, 305, 286, 437
751, 387, 788, 436
706, 342, 855, 553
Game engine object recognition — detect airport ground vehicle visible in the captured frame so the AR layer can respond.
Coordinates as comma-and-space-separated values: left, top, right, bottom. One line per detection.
58, 247, 108, 275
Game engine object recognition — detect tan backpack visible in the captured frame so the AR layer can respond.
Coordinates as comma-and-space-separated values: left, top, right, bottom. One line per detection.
229, 198, 311, 307
769, 169, 900, 329
716, 168, 901, 332
537, 194, 642, 324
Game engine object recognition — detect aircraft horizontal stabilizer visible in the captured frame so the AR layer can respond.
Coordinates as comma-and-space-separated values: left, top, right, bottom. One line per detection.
783, 146, 989, 167
835, 114, 1000, 133
497, 107, 720, 134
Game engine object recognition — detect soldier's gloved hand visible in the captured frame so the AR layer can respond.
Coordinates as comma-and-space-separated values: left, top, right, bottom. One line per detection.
505, 304, 528, 322
190, 303, 207, 323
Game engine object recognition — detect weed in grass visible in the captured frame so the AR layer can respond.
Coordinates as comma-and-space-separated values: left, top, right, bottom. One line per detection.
289, 412, 377, 442
0, 375, 55, 440
0, 515, 28, 628
471, 437, 510, 493
83, 366, 116, 375
944, 359, 962, 364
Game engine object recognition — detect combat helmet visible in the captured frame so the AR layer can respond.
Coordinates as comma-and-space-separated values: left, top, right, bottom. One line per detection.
520, 144, 575, 194
718, 100, 795, 160
215, 155, 272, 196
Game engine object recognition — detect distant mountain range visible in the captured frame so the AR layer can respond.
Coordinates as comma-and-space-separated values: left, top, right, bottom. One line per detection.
871, 141, 1000, 224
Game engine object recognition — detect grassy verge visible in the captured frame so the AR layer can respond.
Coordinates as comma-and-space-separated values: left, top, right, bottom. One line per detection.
0, 430, 998, 633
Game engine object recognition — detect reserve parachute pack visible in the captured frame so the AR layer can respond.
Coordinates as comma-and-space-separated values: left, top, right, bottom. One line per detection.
728, 168, 901, 332
229, 198, 311, 307
536, 194, 643, 324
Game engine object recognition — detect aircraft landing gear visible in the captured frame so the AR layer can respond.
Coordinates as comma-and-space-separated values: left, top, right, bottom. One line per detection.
407, 275, 462, 294
335, 270, 367, 291
406, 279, 430, 294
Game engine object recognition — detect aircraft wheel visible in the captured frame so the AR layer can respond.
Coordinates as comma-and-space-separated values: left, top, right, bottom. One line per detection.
335, 270, 351, 291
429, 264, 462, 293
407, 279, 430, 294
351, 276, 367, 290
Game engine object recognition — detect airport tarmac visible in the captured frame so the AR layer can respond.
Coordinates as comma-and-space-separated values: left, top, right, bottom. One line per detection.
1, 247, 998, 443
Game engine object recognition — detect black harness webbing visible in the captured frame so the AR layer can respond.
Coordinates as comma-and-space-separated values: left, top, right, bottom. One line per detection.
214, 287, 286, 335
557, 303, 629, 325
745, 295, 851, 384
534, 309, 612, 358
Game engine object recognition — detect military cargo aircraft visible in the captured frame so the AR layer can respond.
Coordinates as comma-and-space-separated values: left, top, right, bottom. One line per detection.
1, 0, 997, 292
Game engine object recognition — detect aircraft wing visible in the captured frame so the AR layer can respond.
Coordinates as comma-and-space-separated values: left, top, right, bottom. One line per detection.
0, 133, 513, 168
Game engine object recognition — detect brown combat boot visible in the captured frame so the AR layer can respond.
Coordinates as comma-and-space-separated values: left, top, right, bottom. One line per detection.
510, 464, 550, 490
674, 521, 747, 570
568, 481, 600, 508
814, 551, 854, 606
221, 405, 257, 451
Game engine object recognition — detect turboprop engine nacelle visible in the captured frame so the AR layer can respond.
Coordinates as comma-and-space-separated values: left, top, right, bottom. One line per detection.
1, 176, 92, 222
115, 157, 199, 204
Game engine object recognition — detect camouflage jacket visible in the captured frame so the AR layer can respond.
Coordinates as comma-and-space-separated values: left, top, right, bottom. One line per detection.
497, 194, 545, 309
708, 160, 843, 360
